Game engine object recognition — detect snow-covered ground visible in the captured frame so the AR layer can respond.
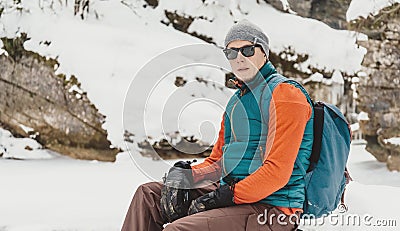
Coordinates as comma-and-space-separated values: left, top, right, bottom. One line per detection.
1, 0, 400, 230
1, 137, 399, 230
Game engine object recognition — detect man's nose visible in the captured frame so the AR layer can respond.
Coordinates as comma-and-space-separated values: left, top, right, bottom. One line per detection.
235, 52, 246, 62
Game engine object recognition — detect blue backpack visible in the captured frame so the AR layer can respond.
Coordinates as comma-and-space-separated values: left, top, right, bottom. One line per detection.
266, 74, 352, 218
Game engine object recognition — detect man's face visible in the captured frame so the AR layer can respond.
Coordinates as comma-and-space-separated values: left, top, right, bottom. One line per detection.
226, 40, 266, 83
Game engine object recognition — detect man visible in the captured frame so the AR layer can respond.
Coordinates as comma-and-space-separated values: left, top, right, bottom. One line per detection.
122, 19, 313, 231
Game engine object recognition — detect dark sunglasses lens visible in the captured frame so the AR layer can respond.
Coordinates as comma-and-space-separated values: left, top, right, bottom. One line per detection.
224, 49, 238, 60
241, 46, 255, 57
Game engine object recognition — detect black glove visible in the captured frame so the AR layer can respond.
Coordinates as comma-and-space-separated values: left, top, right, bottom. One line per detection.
160, 160, 196, 223
164, 160, 194, 188
187, 184, 235, 215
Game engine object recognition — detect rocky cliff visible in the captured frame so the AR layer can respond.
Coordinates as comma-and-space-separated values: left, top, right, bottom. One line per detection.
0, 34, 119, 161
266, 0, 351, 29
350, 3, 400, 171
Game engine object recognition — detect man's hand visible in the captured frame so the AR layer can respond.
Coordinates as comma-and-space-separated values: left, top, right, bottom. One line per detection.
164, 161, 193, 188
188, 184, 235, 215
160, 160, 195, 223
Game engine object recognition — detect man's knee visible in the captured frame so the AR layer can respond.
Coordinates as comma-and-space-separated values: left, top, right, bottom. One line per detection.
163, 215, 207, 231
135, 182, 162, 196
163, 221, 188, 231
162, 222, 175, 231
131, 182, 163, 209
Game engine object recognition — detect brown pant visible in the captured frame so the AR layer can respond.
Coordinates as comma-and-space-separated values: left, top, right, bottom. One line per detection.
122, 182, 299, 231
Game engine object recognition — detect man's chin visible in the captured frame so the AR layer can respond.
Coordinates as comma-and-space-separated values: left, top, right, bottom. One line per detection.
235, 75, 256, 83
234, 69, 257, 82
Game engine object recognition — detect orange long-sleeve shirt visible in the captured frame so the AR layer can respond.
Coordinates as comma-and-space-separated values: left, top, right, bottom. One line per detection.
192, 83, 312, 215
191, 116, 225, 183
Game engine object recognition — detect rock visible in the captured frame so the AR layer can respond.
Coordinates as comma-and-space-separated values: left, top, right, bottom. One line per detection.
0, 34, 119, 162
365, 135, 389, 162
308, 0, 351, 30
266, 0, 351, 29
144, 0, 158, 8
162, 10, 214, 44
138, 133, 212, 160
387, 153, 400, 172
174, 76, 187, 87
24, 146, 33, 151
352, 3, 400, 170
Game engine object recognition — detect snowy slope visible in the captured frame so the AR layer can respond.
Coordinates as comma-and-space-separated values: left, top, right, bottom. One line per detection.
169, 0, 367, 73
0, 0, 367, 149
1, 0, 213, 148
0, 128, 54, 160
347, 0, 400, 21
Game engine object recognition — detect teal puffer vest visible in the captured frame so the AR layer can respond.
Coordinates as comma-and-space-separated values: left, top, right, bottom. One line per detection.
221, 62, 314, 209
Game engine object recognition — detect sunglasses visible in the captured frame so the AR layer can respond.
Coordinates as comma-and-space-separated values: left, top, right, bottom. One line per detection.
223, 44, 262, 60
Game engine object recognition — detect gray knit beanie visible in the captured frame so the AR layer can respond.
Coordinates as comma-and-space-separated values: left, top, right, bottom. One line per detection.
224, 19, 270, 58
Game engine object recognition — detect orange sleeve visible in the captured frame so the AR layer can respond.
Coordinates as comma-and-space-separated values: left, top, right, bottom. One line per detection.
233, 83, 312, 205
191, 115, 225, 183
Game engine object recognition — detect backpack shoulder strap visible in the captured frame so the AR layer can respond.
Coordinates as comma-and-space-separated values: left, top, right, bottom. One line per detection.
258, 73, 287, 124
262, 75, 314, 133
265, 75, 314, 107
265, 73, 287, 90
279, 80, 320, 174
282, 79, 313, 106
308, 102, 324, 172
265, 77, 316, 176
263, 75, 317, 176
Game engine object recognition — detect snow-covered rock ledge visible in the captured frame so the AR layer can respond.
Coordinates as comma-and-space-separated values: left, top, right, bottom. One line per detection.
0, 35, 118, 161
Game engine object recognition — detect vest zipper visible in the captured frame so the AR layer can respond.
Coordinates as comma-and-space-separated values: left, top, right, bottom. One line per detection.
240, 88, 247, 97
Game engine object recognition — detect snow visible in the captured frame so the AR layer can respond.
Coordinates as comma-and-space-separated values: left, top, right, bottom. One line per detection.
384, 137, 400, 145
279, 0, 290, 11
302, 72, 338, 86
0, 128, 53, 159
0, 0, 209, 148
332, 70, 345, 84
1, 136, 400, 230
0, 39, 4, 55
347, 0, 400, 21
68, 84, 84, 99
303, 72, 323, 84
68, 84, 83, 94
184, 0, 367, 74
352, 77, 360, 83
18, 124, 34, 134
357, 71, 368, 78
350, 123, 360, 132
1, 1, 399, 229
0, 152, 141, 230
358, 111, 370, 121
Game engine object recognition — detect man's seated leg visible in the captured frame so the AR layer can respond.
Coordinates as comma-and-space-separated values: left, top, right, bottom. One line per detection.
163, 203, 299, 231
122, 181, 219, 231
122, 182, 165, 231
